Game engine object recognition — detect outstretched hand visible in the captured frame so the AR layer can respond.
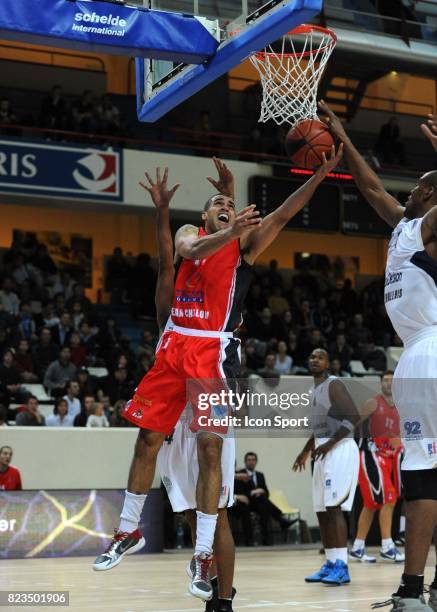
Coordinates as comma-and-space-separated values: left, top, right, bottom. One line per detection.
318, 100, 348, 142
315, 143, 344, 177
230, 204, 262, 238
207, 156, 235, 198
421, 113, 437, 152
139, 167, 180, 208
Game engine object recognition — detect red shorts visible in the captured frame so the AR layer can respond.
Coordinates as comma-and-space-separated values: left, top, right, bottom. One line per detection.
123, 328, 240, 435
359, 448, 402, 510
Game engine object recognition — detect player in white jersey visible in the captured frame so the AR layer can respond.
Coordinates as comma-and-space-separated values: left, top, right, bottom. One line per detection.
293, 349, 360, 586
320, 99, 437, 611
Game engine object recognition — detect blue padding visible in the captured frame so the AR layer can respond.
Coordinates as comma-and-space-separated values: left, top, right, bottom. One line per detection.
0, 0, 219, 63
137, 0, 322, 122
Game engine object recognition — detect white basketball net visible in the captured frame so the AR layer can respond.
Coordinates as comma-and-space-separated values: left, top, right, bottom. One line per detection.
250, 25, 337, 128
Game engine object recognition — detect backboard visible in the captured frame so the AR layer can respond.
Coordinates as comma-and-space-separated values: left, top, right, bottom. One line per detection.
136, 0, 323, 122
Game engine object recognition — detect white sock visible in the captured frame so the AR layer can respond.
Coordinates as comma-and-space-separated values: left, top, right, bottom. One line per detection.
325, 548, 337, 563
336, 547, 348, 564
194, 511, 218, 556
381, 538, 394, 552
399, 516, 406, 533
119, 490, 147, 533
352, 538, 365, 551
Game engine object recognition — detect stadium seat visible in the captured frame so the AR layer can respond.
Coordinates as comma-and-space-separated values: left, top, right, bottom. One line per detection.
21, 384, 51, 401
88, 367, 109, 378
350, 360, 368, 376
386, 346, 403, 370
269, 489, 300, 519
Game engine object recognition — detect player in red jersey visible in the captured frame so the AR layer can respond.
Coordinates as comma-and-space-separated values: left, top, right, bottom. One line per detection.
93, 147, 344, 601
0, 445, 22, 490
350, 371, 404, 563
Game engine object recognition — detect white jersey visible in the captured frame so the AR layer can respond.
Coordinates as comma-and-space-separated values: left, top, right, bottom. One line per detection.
385, 217, 437, 344
310, 375, 352, 447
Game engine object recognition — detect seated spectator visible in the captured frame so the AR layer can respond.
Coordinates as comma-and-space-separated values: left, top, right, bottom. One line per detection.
230, 472, 253, 546
298, 328, 326, 363
69, 331, 87, 368
44, 347, 77, 396
52, 311, 73, 346
275, 310, 297, 342
86, 402, 109, 428
46, 398, 74, 427
33, 327, 59, 379
105, 247, 130, 304
79, 320, 97, 354
39, 85, 67, 130
245, 283, 268, 315
77, 367, 97, 398
95, 94, 120, 135
63, 379, 81, 419
72, 90, 96, 133
0, 404, 7, 427
11, 253, 43, 292
110, 399, 132, 427
330, 357, 351, 378
348, 313, 373, 352
375, 116, 405, 165
248, 307, 275, 341
244, 339, 263, 371
100, 366, 133, 405
268, 286, 289, 316
71, 300, 86, 331
257, 353, 280, 385
295, 299, 312, 331
274, 341, 292, 375
15, 339, 38, 383
236, 452, 293, 545
0, 349, 27, 403
362, 344, 387, 372
310, 297, 333, 337
31, 243, 58, 277
17, 302, 37, 342
66, 283, 93, 317
328, 332, 353, 371
0, 302, 16, 331
0, 445, 22, 490
74, 394, 95, 427
340, 279, 359, 317
40, 302, 60, 329
137, 330, 156, 359
0, 278, 19, 316
133, 354, 151, 386
15, 396, 46, 426
54, 292, 67, 315
0, 97, 17, 126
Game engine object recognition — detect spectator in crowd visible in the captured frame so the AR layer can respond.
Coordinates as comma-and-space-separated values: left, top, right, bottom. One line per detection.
33, 327, 59, 379
101, 366, 133, 405
106, 247, 130, 304
268, 286, 289, 316
245, 283, 268, 315
244, 339, 264, 371
375, 116, 405, 165
63, 379, 81, 419
95, 94, 120, 135
52, 311, 72, 346
86, 402, 109, 428
43, 347, 77, 396
71, 300, 86, 331
0, 302, 15, 331
74, 394, 95, 427
257, 353, 280, 383
15, 339, 38, 382
137, 329, 156, 359
230, 472, 253, 546
0, 349, 27, 403
0, 97, 17, 125
275, 310, 296, 342
69, 331, 87, 368
0, 445, 22, 490
11, 253, 43, 292
329, 333, 353, 371
0, 278, 19, 316
16, 396, 46, 426
340, 279, 359, 317
110, 399, 132, 427
274, 340, 293, 375
46, 397, 74, 427
17, 302, 37, 342
39, 85, 67, 131
77, 367, 97, 399
133, 353, 151, 386
40, 302, 60, 329
311, 297, 333, 336
298, 328, 326, 364
0, 404, 7, 427
72, 90, 95, 133
67, 283, 93, 317
330, 357, 351, 378
78, 320, 97, 354
31, 243, 57, 277
249, 307, 275, 341
53, 292, 67, 316
236, 452, 293, 545
348, 313, 373, 351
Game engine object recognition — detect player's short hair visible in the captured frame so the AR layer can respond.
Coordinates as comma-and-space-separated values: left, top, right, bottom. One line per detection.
422, 170, 437, 190
381, 370, 394, 379
0, 445, 12, 454
204, 194, 224, 211
27, 395, 38, 404
244, 451, 258, 461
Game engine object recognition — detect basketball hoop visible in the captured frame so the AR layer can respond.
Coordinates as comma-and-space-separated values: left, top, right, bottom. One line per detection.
250, 24, 337, 128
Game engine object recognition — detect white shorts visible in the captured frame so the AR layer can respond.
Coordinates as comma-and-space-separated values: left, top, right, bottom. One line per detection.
157, 419, 235, 512
392, 333, 437, 471
312, 439, 359, 513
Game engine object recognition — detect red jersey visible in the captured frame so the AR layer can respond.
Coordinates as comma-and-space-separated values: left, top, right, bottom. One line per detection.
0, 465, 22, 490
170, 227, 253, 332
369, 393, 400, 451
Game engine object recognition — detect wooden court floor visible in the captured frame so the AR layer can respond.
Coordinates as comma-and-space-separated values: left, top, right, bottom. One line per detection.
1, 547, 436, 612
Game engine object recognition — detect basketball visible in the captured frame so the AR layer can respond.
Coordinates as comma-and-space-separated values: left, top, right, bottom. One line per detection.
285, 119, 334, 169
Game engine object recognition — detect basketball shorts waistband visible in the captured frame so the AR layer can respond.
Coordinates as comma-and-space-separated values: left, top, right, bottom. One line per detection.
165, 319, 236, 340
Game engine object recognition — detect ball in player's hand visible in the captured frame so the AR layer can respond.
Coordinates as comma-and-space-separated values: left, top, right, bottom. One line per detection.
285, 119, 334, 169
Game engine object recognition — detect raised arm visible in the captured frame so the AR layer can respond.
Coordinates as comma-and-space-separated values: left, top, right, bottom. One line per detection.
421, 113, 437, 153
139, 167, 179, 330
175, 205, 261, 260
241, 144, 343, 264
420, 203, 437, 246
319, 100, 405, 228
206, 156, 235, 198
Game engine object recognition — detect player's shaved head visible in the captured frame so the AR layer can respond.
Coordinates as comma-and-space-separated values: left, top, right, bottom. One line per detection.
422, 170, 437, 196
204, 194, 223, 211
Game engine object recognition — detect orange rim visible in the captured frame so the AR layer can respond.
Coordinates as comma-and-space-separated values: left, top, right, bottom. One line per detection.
254, 24, 337, 60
